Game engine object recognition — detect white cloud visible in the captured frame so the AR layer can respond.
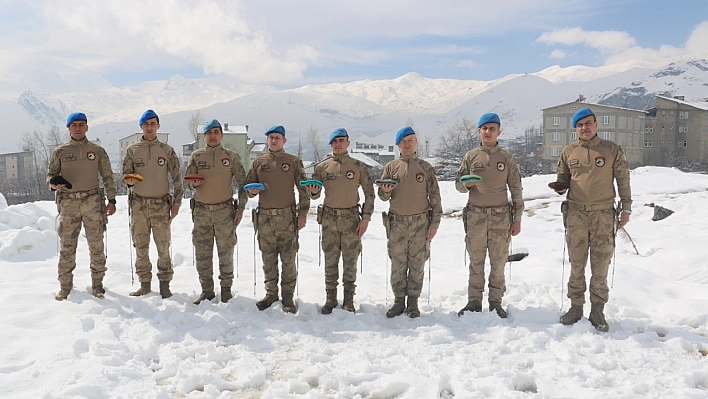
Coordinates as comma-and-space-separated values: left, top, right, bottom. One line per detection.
549, 49, 566, 59
536, 27, 636, 53
457, 60, 479, 69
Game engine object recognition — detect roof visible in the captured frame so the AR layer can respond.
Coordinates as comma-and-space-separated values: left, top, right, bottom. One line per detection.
250, 144, 267, 152
348, 152, 382, 168
656, 95, 708, 111
541, 101, 647, 114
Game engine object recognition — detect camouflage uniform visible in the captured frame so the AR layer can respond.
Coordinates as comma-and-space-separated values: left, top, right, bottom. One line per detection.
47, 137, 116, 290
186, 144, 247, 293
311, 153, 375, 294
378, 154, 442, 298
122, 138, 183, 284
557, 134, 632, 307
246, 149, 309, 299
456, 144, 523, 304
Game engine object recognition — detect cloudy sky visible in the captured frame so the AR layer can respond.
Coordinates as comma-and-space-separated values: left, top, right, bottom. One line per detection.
1, 0, 707, 100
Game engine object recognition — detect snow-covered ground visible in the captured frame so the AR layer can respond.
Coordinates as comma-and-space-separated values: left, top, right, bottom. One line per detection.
2, 166, 708, 398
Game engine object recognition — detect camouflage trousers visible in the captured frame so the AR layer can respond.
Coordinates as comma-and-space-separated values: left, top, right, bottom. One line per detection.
464, 205, 511, 303
130, 196, 173, 283
192, 204, 236, 292
57, 192, 106, 288
386, 212, 429, 297
564, 204, 615, 306
257, 208, 299, 297
321, 209, 361, 292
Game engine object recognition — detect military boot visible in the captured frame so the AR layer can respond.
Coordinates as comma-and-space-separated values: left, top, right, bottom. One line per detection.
406, 296, 420, 318
282, 294, 297, 314
489, 301, 508, 318
194, 290, 216, 305
342, 290, 355, 313
221, 286, 233, 303
92, 280, 105, 299
588, 304, 609, 332
321, 289, 338, 314
457, 299, 482, 316
256, 294, 279, 311
386, 296, 406, 318
159, 281, 172, 299
55, 286, 72, 301
129, 282, 151, 297
560, 305, 584, 325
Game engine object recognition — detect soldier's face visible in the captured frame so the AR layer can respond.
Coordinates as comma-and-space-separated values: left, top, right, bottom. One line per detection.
478, 123, 501, 146
68, 121, 88, 141
205, 128, 223, 147
141, 118, 160, 141
398, 135, 417, 156
267, 133, 286, 152
576, 116, 597, 141
330, 137, 349, 155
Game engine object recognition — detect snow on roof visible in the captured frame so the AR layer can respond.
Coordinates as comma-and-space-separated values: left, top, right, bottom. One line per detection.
348, 152, 382, 168
250, 144, 267, 152
656, 95, 708, 111
541, 101, 647, 114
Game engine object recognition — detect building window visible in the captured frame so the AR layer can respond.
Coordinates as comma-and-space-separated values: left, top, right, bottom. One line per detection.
678, 141, 687, 147
703, 140, 707, 148
602, 116, 611, 124
551, 148, 561, 157
680, 111, 689, 119
645, 141, 653, 147
552, 117, 560, 126
600, 132, 611, 140
661, 111, 666, 115
571, 131, 577, 140
552, 132, 559, 141
645, 126, 653, 133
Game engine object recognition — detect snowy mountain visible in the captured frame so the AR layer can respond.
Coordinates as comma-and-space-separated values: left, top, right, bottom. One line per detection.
16, 89, 69, 127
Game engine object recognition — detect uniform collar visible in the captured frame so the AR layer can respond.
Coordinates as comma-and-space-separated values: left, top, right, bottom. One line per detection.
332, 152, 350, 162
479, 143, 500, 154
268, 148, 285, 157
580, 135, 601, 148
205, 144, 223, 153
70, 137, 89, 145
399, 153, 418, 161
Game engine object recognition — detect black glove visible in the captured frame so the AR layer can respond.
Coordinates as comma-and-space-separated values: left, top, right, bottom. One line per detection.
49, 175, 73, 190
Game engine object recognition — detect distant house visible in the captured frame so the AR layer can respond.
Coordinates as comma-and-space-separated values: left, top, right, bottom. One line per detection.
0, 151, 34, 184
541, 101, 646, 173
119, 132, 169, 165
643, 95, 708, 168
351, 142, 397, 166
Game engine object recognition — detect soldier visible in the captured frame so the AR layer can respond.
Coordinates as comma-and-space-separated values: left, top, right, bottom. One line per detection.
245, 125, 309, 313
552, 107, 632, 332
307, 128, 375, 314
378, 126, 442, 318
48, 112, 117, 300
456, 113, 524, 318
122, 109, 183, 299
185, 119, 248, 304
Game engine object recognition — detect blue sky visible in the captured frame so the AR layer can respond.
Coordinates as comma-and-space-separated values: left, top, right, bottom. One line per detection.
0, 0, 706, 100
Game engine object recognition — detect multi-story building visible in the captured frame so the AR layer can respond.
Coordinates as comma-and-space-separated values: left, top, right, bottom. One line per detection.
0, 151, 34, 184
643, 95, 708, 167
541, 101, 646, 173
119, 132, 169, 165
351, 142, 396, 166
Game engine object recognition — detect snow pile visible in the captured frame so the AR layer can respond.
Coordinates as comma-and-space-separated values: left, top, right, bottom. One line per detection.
0, 201, 58, 260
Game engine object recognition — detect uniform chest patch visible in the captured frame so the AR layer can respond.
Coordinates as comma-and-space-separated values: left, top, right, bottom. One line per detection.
62, 153, 75, 161
472, 163, 484, 172
197, 161, 209, 170
595, 157, 606, 167
281, 163, 290, 172
222, 158, 230, 167
87, 152, 96, 160
323, 173, 336, 181
157, 157, 166, 166
416, 172, 425, 183
346, 170, 355, 179
569, 159, 580, 168
497, 162, 506, 171
259, 164, 271, 173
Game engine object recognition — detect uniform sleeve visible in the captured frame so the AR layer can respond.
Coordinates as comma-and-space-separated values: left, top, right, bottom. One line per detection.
46, 148, 62, 189
377, 164, 392, 201
455, 151, 471, 193
167, 146, 183, 205
309, 164, 322, 200
121, 145, 135, 178
613, 145, 632, 212
426, 163, 443, 229
506, 153, 524, 221
294, 158, 310, 217
359, 162, 375, 220
244, 160, 259, 198
184, 152, 198, 190
556, 146, 571, 186
97, 147, 117, 200
231, 153, 248, 209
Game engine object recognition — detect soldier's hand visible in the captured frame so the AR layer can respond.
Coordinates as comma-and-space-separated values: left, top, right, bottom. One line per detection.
297, 215, 307, 230
464, 181, 480, 189
169, 204, 180, 222
124, 178, 137, 186
619, 212, 630, 229
234, 209, 244, 227
248, 188, 261, 195
509, 220, 521, 236
50, 184, 65, 191
426, 226, 438, 243
106, 203, 116, 216
192, 179, 203, 187
378, 184, 395, 193
356, 219, 369, 238
308, 185, 321, 195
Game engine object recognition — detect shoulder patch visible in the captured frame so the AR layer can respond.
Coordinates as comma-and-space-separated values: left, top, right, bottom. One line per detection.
157, 157, 166, 166
281, 163, 290, 172
595, 156, 605, 167
346, 170, 355, 179
497, 162, 506, 171
222, 158, 231, 167
416, 172, 425, 183
87, 151, 96, 160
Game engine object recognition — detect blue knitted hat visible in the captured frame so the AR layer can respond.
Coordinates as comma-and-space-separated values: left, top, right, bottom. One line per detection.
328, 128, 348, 144
66, 112, 87, 127
572, 108, 595, 128
477, 113, 501, 128
203, 119, 222, 134
395, 126, 416, 145
264, 125, 286, 137
139, 109, 159, 127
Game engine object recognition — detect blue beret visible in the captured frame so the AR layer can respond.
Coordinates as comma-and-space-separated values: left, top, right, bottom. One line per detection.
572, 107, 595, 128
139, 109, 159, 127
328, 128, 348, 144
477, 113, 501, 128
203, 119, 222, 134
66, 112, 87, 127
395, 126, 416, 145
264, 125, 286, 137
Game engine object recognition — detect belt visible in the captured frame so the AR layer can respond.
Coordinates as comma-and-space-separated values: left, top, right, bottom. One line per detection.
60, 189, 98, 199
194, 199, 232, 211
567, 202, 614, 211
258, 206, 295, 215
389, 211, 427, 221
132, 194, 170, 204
466, 204, 510, 215
323, 205, 359, 216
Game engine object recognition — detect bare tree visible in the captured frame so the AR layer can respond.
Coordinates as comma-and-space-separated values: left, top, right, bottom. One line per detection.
433, 118, 479, 180
306, 126, 324, 162
297, 137, 303, 160
187, 111, 203, 142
